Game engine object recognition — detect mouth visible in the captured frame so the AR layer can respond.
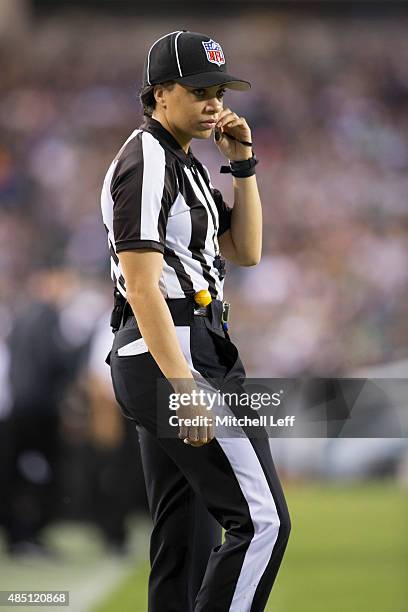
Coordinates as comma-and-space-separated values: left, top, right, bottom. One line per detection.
199, 120, 217, 129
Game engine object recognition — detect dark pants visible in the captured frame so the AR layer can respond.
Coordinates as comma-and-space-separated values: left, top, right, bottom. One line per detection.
3, 410, 59, 547
109, 298, 291, 612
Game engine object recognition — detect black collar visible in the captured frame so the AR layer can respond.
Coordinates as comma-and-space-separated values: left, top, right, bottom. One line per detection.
140, 116, 195, 168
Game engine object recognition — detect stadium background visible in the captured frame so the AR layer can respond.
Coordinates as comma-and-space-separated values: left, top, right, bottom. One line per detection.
0, 1, 407, 611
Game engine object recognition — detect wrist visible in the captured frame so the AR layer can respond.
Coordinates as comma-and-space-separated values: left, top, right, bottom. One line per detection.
170, 377, 196, 394
229, 151, 253, 162
220, 153, 259, 178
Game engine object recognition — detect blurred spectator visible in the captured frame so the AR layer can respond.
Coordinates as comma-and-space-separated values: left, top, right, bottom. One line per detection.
82, 310, 148, 555
0, 331, 13, 540
4, 267, 86, 556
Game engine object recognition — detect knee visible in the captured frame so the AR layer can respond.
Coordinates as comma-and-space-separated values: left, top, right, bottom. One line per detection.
260, 506, 291, 545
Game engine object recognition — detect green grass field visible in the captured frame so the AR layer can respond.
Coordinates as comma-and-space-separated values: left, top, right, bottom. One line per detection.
92, 480, 408, 612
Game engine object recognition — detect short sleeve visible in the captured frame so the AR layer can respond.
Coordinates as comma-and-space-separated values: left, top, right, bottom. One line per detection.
110, 132, 173, 254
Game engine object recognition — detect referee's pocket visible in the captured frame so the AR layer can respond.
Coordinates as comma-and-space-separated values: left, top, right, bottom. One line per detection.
117, 337, 149, 357
112, 327, 145, 355
111, 327, 163, 397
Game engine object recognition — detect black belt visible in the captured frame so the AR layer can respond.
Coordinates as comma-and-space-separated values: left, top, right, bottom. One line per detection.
122, 296, 199, 328
111, 291, 226, 332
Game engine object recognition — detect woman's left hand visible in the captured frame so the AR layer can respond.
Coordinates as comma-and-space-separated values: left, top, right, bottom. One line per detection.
214, 108, 252, 161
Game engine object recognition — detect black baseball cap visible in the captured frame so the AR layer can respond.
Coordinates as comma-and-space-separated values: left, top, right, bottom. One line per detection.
143, 30, 251, 91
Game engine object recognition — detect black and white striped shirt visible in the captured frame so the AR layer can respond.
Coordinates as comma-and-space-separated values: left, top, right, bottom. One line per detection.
100, 117, 232, 301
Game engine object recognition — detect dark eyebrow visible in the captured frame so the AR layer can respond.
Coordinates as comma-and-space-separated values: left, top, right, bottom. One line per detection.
189, 86, 226, 96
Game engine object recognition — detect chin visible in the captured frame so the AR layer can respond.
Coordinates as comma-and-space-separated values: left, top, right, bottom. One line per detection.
193, 127, 213, 140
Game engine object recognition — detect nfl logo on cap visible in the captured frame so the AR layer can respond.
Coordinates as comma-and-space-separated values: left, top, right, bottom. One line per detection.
202, 39, 225, 67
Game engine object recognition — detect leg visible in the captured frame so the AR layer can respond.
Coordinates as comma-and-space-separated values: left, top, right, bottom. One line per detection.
7, 411, 59, 549
239, 437, 291, 612
112, 383, 290, 612
153, 433, 291, 612
110, 319, 291, 611
137, 425, 222, 612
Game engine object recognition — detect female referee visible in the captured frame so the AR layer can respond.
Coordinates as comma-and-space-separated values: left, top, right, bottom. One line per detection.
101, 30, 291, 612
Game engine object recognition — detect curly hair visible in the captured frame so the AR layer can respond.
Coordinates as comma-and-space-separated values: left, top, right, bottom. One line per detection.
139, 81, 176, 117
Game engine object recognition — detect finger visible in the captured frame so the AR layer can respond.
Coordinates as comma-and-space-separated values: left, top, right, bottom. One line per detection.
217, 112, 238, 129
216, 107, 231, 122
223, 114, 250, 131
198, 423, 208, 444
179, 422, 188, 440
207, 419, 214, 441
189, 425, 199, 443
216, 111, 237, 125
222, 118, 244, 128
207, 423, 214, 442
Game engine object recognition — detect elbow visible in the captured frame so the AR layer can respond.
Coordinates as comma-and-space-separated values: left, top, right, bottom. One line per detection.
126, 283, 159, 305
238, 251, 261, 266
242, 257, 261, 267
226, 235, 262, 266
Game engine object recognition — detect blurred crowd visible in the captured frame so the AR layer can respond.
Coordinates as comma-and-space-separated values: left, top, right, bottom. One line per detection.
0, 9, 407, 556
0, 266, 147, 557
1, 12, 407, 376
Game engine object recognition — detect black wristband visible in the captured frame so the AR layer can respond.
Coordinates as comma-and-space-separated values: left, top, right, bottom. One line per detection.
220, 154, 259, 178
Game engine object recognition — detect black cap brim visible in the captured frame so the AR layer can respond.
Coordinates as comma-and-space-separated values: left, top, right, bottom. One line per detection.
175, 71, 251, 91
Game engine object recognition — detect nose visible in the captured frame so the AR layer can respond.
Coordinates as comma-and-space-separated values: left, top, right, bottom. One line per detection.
205, 96, 223, 115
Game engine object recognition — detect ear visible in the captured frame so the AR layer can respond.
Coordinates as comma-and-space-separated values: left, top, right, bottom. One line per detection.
154, 85, 167, 109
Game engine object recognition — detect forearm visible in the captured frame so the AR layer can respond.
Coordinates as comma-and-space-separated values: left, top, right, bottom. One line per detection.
231, 174, 262, 265
213, 107, 262, 265
127, 286, 195, 392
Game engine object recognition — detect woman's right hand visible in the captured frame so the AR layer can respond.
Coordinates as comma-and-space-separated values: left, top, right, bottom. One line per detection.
172, 380, 214, 447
